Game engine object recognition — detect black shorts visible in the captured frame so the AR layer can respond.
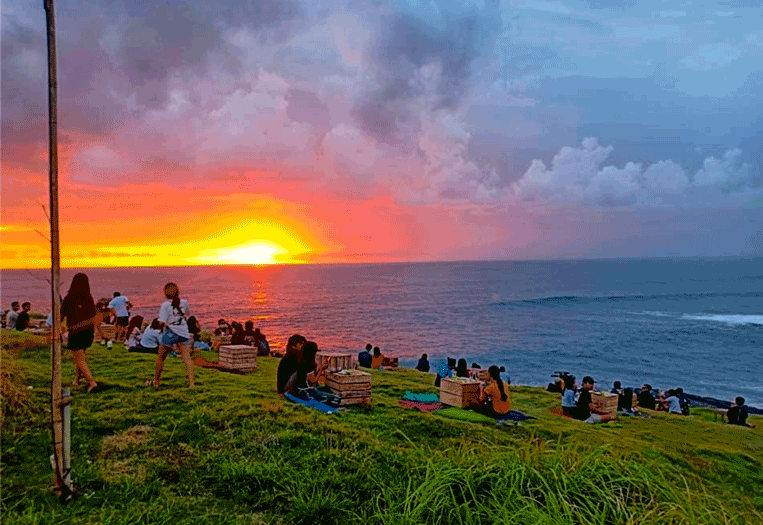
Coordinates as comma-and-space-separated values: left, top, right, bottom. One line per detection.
68, 330, 94, 350
116, 316, 129, 327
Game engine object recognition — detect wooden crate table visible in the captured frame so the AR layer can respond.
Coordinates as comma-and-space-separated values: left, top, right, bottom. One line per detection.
381, 356, 399, 368
440, 377, 481, 408
325, 369, 372, 405
98, 324, 116, 340
210, 335, 232, 352
218, 345, 258, 373
468, 368, 489, 381
591, 391, 618, 417
316, 352, 354, 372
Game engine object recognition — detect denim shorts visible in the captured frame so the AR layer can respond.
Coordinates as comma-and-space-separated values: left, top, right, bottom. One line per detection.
162, 329, 189, 347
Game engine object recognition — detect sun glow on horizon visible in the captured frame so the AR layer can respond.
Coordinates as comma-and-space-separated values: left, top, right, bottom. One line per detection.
193, 240, 290, 266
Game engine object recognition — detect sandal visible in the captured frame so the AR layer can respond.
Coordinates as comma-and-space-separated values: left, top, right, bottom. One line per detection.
144, 380, 160, 389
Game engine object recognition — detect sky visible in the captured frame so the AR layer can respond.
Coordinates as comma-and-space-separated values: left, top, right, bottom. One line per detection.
2, 0, 762, 268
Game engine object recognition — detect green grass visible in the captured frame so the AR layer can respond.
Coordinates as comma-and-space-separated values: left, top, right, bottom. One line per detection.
2, 330, 762, 524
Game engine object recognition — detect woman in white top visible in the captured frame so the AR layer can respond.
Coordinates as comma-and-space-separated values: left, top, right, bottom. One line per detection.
125, 315, 144, 350
148, 282, 194, 388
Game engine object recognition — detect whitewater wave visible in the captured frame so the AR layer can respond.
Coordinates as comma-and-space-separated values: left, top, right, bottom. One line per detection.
681, 314, 763, 326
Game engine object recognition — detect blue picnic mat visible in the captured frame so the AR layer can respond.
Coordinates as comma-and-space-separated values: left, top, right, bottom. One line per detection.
496, 410, 536, 422
284, 387, 343, 414
403, 391, 440, 402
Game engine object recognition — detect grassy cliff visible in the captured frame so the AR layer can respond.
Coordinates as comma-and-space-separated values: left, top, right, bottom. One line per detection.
2, 330, 761, 524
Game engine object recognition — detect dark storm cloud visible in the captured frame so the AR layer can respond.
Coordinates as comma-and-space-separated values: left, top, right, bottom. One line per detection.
354, 9, 500, 142
1, 21, 47, 147
118, 2, 221, 108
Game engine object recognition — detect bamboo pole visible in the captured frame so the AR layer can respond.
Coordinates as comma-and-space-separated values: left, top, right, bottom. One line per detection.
44, 0, 71, 500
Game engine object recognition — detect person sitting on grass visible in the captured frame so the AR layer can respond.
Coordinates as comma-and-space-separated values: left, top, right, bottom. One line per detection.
434, 357, 456, 387
276, 334, 307, 394
574, 376, 616, 424
371, 346, 385, 369
561, 374, 577, 417
230, 322, 246, 345
637, 384, 656, 410
124, 315, 145, 350
214, 318, 231, 336
14, 302, 32, 331
474, 365, 511, 418
415, 353, 430, 372
254, 329, 270, 356
243, 321, 257, 345
6, 301, 20, 330
186, 316, 210, 351
277, 338, 329, 395
455, 358, 469, 378
665, 389, 683, 415
727, 397, 756, 428
358, 344, 373, 368
129, 318, 162, 353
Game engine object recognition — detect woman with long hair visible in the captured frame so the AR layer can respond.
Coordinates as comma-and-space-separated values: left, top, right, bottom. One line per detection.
476, 365, 511, 418
149, 282, 194, 388
276, 334, 306, 394
124, 315, 144, 350
61, 272, 98, 393
455, 358, 469, 378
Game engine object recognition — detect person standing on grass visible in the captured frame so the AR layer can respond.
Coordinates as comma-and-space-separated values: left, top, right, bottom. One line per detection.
6, 301, 20, 330
149, 282, 194, 389
61, 273, 98, 393
108, 292, 132, 343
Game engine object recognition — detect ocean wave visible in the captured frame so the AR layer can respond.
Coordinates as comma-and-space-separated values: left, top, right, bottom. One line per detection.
680, 314, 763, 326
499, 291, 763, 308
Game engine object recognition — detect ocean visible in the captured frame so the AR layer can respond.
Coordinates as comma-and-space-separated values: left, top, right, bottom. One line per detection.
2, 258, 762, 406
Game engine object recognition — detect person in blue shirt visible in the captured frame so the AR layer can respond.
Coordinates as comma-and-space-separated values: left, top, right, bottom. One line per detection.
434, 357, 456, 387
358, 343, 372, 368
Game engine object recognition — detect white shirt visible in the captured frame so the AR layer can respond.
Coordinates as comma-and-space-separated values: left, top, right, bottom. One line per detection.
108, 296, 130, 317
158, 299, 190, 339
6, 310, 19, 330
140, 327, 162, 348
667, 396, 682, 414
126, 327, 142, 349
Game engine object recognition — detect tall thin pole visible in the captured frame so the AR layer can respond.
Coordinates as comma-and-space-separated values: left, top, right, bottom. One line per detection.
44, 0, 70, 500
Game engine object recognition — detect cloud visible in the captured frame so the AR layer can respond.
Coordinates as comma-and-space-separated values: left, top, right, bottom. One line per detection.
508, 138, 760, 210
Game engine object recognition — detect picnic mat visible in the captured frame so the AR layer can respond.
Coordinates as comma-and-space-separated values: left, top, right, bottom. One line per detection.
398, 399, 445, 412
284, 387, 343, 414
434, 407, 535, 424
403, 391, 440, 403
433, 407, 496, 424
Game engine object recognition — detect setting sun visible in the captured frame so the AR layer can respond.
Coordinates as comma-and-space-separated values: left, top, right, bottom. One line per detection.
193, 241, 288, 266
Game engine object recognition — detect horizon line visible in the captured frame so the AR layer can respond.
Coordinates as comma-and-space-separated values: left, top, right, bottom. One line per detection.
3, 253, 762, 271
